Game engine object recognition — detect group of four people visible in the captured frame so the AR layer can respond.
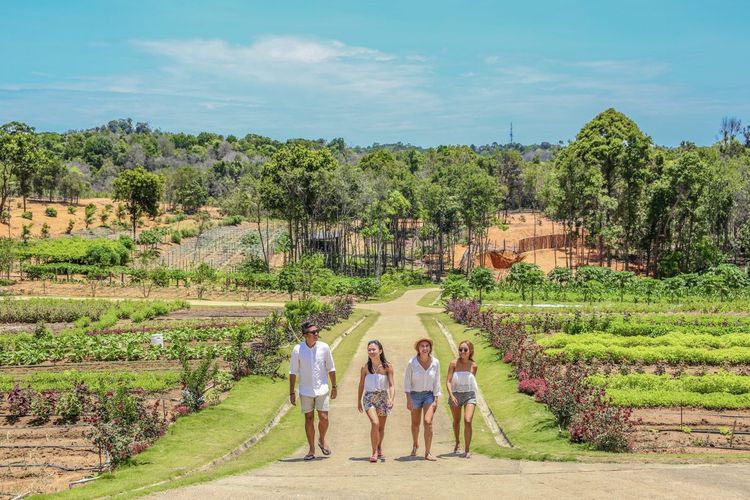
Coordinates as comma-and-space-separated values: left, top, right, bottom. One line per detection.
289, 321, 478, 462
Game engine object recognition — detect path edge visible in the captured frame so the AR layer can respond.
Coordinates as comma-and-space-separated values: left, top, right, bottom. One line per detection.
435, 318, 513, 448
121, 314, 369, 498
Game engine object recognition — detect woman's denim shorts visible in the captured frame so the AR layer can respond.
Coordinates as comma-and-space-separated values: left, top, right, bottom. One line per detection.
409, 390, 435, 409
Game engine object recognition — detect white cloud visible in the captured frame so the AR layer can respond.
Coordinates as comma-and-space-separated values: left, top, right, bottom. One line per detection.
131, 36, 425, 97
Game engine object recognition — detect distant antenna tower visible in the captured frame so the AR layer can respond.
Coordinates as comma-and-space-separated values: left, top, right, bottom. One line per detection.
509, 122, 514, 144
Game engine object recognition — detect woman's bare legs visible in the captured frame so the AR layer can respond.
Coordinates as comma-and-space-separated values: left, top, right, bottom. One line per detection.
423, 404, 437, 460
450, 404, 462, 452
410, 408, 421, 455
463, 404, 476, 457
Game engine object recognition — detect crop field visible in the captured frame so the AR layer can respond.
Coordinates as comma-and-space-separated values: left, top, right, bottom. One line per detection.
0, 298, 284, 495
447, 300, 750, 453
531, 312, 750, 451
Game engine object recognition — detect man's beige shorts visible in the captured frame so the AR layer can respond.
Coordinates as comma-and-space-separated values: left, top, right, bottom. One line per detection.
300, 393, 330, 413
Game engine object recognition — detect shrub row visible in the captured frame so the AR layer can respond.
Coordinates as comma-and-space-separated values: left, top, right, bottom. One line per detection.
445, 298, 634, 452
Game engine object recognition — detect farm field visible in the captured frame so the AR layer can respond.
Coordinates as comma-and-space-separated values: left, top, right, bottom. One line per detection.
446, 299, 750, 454
0, 296, 319, 496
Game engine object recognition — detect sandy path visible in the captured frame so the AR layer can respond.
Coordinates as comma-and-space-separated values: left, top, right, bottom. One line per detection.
149, 289, 750, 499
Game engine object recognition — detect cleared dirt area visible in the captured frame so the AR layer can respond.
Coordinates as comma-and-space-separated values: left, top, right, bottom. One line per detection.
0, 389, 182, 496
6, 281, 289, 302
633, 408, 750, 453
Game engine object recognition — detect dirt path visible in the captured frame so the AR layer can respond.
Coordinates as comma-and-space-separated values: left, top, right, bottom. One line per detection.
149, 289, 750, 499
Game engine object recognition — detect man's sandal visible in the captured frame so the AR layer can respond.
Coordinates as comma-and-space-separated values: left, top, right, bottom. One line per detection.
318, 442, 332, 456
303, 453, 315, 461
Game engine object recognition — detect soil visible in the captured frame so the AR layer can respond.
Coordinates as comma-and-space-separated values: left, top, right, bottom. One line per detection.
452, 212, 631, 274
633, 408, 750, 452
1, 198, 163, 240
6, 281, 289, 303
0, 388, 183, 496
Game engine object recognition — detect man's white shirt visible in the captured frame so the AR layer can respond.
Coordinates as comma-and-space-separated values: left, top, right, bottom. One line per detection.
289, 340, 335, 397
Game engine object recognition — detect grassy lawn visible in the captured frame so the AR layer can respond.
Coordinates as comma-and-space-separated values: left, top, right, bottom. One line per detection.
419, 313, 497, 455
416, 289, 442, 308
363, 284, 438, 304
424, 312, 750, 463
43, 310, 378, 499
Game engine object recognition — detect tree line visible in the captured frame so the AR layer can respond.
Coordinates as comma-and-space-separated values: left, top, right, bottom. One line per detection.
2, 110, 750, 278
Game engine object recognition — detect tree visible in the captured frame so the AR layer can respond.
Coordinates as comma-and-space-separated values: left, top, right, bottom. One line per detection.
170, 166, 208, 214
506, 262, 545, 305
260, 145, 338, 261
0, 122, 43, 214
549, 109, 651, 269
468, 266, 495, 302
112, 166, 164, 238
192, 263, 216, 299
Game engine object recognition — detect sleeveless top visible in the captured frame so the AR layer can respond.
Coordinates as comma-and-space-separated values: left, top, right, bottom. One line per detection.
451, 371, 477, 393
364, 372, 389, 392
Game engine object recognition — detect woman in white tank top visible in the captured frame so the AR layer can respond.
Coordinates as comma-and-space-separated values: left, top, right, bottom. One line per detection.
357, 340, 395, 463
446, 340, 478, 458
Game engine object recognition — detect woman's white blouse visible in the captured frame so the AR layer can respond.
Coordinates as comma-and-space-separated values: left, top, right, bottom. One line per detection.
364, 372, 389, 392
404, 356, 442, 396
450, 371, 477, 393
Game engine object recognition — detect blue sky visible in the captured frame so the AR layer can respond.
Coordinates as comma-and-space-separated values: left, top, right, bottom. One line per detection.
1, 0, 748, 146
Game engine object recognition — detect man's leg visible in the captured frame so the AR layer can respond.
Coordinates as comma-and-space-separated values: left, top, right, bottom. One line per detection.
317, 410, 329, 449
304, 410, 316, 456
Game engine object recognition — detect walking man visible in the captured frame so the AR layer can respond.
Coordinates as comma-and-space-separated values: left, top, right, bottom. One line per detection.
289, 320, 337, 460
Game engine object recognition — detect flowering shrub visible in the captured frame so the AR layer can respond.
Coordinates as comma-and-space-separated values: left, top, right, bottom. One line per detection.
86, 386, 166, 466
518, 378, 547, 398
445, 298, 635, 452
568, 392, 634, 452
172, 404, 190, 420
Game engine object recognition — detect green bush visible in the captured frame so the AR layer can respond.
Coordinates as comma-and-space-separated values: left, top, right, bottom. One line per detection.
21, 211, 33, 220
170, 230, 182, 244
45, 207, 58, 217
220, 215, 244, 226
67, 206, 77, 215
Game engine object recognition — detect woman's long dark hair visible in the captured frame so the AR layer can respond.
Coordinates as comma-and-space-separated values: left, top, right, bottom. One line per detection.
367, 340, 389, 374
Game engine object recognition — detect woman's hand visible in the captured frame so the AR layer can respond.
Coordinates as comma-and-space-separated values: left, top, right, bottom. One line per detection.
357, 401, 363, 413
387, 398, 394, 409
406, 397, 413, 411
450, 395, 458, 406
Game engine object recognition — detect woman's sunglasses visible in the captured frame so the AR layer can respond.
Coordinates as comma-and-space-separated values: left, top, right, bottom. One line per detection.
459, 348, 469, 353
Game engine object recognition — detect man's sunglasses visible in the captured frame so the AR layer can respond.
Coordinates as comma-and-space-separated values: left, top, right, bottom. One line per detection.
305, 329, 320, 336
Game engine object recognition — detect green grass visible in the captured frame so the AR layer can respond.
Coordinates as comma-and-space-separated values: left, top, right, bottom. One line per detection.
421, 312, 589, 461
416, 290, 442, 308
427, 312, 750, 463
42, 310, 378, 500
363, 284, 437, 304
418, 313, 496, 454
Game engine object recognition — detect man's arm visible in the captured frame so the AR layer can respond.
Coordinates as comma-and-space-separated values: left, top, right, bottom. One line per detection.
289, 346, 299, 405
329, 370, 337, 399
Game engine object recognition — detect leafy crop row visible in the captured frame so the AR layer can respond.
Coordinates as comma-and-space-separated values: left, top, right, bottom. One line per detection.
0, 370, 180, 392
0, 298, 114, 323
588, 373, 750, 409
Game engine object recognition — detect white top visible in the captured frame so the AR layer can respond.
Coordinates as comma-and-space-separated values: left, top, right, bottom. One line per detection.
289, 340, 335, 397
450, 371, 477, 393
364, 372, 389, 392
404, 356, 442, 396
